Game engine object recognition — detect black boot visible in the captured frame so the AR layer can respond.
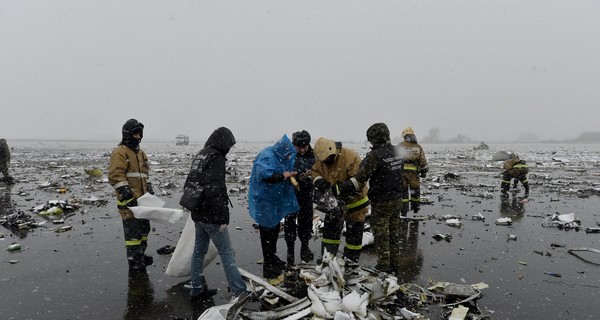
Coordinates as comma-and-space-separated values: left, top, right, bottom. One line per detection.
126, 245, 146, 271
411, 201, 420, 213
129, 253, 146, 271
260, 225, 285, 278
143, 255, 153, 266
300, 242, 314, 263
5, 176, 15, 185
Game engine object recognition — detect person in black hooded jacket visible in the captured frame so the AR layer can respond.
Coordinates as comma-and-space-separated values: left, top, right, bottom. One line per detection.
188, 127, 249, 302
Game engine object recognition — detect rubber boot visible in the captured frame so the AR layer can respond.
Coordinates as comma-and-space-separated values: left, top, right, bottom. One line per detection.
300, 242, 314, 263
127, 246, 146, 271
410, 201, 420, 213
401, 200, 409, 217
140, 240, 153, 266
500, 181, 510, 194
5, 176, 15, 185
260, 226, 284, 278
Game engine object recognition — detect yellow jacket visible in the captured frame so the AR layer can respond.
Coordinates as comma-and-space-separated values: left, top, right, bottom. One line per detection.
108, 145, 150, 219
312, 146, 369, 222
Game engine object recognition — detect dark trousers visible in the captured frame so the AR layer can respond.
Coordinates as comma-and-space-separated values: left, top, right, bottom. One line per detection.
284, 209, 313, 245
123, 218, 150, 263
321, 207, 364, 262
259, 224, 284, 278
501, 172, 529, 194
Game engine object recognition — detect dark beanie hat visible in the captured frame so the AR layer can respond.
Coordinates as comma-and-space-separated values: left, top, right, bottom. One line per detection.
292, 130, 311, 147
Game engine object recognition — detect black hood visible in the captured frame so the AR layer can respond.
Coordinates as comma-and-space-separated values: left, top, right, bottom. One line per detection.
205, 127, 236, 155
119, 119, 144, 151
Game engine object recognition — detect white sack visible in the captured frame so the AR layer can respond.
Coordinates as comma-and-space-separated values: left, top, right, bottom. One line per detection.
137, 193, 166, 208
129, 206, 188, 224
165, 215, 217, 277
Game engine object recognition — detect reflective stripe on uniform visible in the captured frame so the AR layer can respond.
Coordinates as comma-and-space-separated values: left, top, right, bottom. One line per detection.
322, 238, 341, 245
126, 172, 148, 178
346, 196, 369, 209
125, 239, 142, 246
117, 198, 134, 206
141, 235, 148, 241
113, 181, 129, 189
402, 198, 409, 203
513, 164, 528, 169
403, 164, 418, 171
349, 177, 360, 191
502, 179, 511, 183
345, 243, 362, 251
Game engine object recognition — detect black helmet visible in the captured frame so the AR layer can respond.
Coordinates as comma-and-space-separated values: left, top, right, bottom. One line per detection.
292, 130, 311, 147
122, 119, 144, 139
120, 119, 144, 150
366, 122, 390, 145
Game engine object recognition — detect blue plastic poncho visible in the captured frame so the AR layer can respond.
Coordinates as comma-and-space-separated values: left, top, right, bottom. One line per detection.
248, 135, 299, 228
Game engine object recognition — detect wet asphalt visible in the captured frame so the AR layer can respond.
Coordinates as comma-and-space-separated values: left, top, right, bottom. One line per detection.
1, 141, 599, 320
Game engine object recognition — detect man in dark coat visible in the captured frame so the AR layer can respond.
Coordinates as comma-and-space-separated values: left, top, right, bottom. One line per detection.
333, 123, 404, 274
284, 130, 316, 265
187, 127, 249, 302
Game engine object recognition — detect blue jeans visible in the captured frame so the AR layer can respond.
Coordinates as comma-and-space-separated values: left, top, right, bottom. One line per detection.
190, 222, 246, 297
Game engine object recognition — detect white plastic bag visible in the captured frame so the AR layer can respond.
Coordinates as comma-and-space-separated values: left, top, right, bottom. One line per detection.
130, 193, 187, 224
129, 206, 188, 224
136, 193, 166, 208
165, 215, 217, 277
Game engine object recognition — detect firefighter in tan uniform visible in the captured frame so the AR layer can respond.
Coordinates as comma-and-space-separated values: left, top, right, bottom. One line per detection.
501, 153, 529, 197
108, 119, 155, 271
312, 137, 369, 263
397, 127, 428, 215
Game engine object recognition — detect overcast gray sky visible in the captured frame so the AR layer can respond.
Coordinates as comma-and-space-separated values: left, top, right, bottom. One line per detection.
1, 1, 599, 143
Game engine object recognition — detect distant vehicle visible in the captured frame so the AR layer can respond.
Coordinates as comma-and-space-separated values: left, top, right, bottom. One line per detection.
175, 135, 189, 145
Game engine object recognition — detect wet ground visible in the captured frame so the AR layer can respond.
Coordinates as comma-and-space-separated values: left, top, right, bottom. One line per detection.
1, 140, 599, 320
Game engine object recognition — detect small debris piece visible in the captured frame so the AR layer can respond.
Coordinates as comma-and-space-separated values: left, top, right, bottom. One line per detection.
55, 225, 72, 233
449, 305, 469, 320
495, 217, 512, 225
157, 245, 176, 255
471, 213, 485, 221
7, 243, 22, 252
544, 272, 562, 278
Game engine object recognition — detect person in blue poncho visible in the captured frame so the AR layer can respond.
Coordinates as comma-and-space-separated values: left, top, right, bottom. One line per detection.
248, 135, 299, 279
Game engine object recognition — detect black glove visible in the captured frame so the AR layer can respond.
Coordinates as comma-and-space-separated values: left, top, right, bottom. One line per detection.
331, 180, 358, 197
331, 183, 341, 197
420, 171, 427, 178
314, 179, 331, 193
147, 182, 155, 195
116, 185, 137, 208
